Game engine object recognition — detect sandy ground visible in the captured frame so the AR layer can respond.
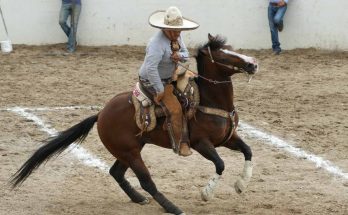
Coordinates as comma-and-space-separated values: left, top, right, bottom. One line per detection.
0, 44, 347, 215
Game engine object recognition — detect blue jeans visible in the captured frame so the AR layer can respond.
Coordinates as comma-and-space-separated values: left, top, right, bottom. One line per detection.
268, 3, 287, 52
59, 3, 81, 52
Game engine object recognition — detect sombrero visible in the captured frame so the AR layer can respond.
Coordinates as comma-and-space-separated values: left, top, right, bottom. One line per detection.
148, 6, 199, 31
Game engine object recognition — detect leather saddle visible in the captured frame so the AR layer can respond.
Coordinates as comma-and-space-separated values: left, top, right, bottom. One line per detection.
130, 70, 199, 133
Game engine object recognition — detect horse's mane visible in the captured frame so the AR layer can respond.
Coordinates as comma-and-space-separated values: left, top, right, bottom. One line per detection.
195, 35, 227, 78
197, 35, 227, 54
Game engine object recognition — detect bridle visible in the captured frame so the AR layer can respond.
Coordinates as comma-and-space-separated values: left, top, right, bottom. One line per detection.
177, 46, 254, 84
207, 46, 254, 82
176, 46, 245, 145
207, 46, 240, 71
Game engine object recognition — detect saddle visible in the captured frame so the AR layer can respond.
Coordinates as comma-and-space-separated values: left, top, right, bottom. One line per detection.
131, 67, 237, 148
131, 69, 199, 133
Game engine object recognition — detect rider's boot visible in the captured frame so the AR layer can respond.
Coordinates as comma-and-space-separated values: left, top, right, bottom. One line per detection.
179, 115, 191, 156
161, 85, 192, 156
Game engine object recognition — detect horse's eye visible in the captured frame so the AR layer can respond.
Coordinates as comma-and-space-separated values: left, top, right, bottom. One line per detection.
221, 58, 229, 63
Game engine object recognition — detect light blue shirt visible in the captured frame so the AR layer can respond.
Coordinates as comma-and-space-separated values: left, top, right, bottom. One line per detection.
139, 31, 189, 93
270, 0, 288, 3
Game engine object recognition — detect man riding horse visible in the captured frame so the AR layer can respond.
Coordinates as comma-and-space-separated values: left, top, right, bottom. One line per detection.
138, 6, 199, 156
10, 6, 259, 215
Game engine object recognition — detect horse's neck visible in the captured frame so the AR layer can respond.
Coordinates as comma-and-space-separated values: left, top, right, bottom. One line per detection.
194, 56, 236, 112
198, 73, 235, 112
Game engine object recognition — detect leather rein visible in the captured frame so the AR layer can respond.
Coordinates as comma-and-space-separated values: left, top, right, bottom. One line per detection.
178, 46, 252, 84
177, 45, 238, 145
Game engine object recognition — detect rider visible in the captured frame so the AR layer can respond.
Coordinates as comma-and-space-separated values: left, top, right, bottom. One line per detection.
139, 6, 199, 156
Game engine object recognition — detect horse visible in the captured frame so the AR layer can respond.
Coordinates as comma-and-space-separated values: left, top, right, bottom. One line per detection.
10, 34, 258, 215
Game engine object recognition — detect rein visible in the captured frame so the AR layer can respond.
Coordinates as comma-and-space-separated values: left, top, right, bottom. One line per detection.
174, 45, 255, 144
207, 46, 238, 71
207, 46, 253, 83
177, 45, 253, 84
177, 60, 233, 85
177, 49, 233, 85
173, 42, 236, 146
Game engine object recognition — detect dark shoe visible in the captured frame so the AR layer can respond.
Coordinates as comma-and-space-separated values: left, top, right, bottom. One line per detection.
273, 49, 281, 55
67, 41, 77, 53
67, 48, 75, 53
277, 22, 284, 32
179, 142, 192, 157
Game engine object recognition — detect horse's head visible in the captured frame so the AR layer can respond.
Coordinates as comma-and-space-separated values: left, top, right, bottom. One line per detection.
197, 34, 258, 77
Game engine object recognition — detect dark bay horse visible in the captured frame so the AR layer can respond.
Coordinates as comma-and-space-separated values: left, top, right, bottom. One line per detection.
10, 34, 258, 215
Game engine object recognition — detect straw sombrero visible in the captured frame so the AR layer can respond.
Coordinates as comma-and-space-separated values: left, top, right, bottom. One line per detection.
148, 6, 199, 31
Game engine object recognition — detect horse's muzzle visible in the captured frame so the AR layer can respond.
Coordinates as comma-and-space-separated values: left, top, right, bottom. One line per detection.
244, 62, 258, 74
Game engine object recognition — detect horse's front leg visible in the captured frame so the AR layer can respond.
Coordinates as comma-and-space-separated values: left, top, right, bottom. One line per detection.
223, 133, 253, 194
192, 139, 225, 201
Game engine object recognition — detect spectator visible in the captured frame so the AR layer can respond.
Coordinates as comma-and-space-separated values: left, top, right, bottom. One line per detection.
59, 0, 81, 53
268, 0, 288, 55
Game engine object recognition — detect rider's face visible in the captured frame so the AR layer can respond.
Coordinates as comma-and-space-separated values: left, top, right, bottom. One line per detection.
163, 30, 181, 40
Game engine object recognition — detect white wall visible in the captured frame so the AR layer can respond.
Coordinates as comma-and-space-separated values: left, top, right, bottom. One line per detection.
0, 0, 347, 50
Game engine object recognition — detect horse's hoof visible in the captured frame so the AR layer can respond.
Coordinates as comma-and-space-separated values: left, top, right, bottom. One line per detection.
201, 188, 213, 201
138, 198, 150, 205
234, 185, 242, 194
234, 178, 246, 194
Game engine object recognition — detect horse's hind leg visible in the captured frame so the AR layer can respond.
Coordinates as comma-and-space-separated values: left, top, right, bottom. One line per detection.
192, 139, 225, 201
109, 160, 149, 205
223, 134, 253, 194
129, 155, 185, 215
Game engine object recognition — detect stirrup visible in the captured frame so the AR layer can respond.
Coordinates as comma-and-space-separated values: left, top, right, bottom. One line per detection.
166, 122, 180, 154
179, 115, 191, 156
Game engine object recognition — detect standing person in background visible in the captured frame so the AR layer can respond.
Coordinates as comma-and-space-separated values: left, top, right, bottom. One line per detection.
268, 0, 288, 55
59, 0, 81, 53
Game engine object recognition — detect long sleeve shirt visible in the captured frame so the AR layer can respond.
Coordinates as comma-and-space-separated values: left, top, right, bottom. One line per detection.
139, 30, 189, 93
270, 0, 288, 3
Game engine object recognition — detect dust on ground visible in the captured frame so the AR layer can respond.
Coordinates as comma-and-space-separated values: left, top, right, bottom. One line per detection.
0, 44, 347, 215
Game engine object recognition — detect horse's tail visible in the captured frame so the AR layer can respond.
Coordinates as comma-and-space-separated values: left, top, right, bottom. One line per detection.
10, 114, 98, 188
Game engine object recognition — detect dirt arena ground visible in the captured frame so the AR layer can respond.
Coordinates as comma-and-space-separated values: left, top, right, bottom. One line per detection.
0, 44, 347, 215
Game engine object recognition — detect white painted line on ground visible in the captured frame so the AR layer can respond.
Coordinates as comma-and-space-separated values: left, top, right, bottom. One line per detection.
10, 107, 57, 136
8, 107, 109, 173
239, 122, 348, 180
5, 106, 347, 181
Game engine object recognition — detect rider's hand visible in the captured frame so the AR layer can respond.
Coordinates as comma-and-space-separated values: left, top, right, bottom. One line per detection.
171, 52, 181, 63
154, 92, 165, 105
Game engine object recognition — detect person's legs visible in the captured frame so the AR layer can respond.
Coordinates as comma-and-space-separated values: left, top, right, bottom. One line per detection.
274, 5, 287, 32
67, 4, 81, 52
268, 4, 281, 53
58, 3, 71, 37
161, 85, 192, 156
138, 79, 192, 156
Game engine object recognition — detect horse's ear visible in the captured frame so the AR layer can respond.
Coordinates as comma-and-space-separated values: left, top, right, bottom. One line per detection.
208, 33, 215, 41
